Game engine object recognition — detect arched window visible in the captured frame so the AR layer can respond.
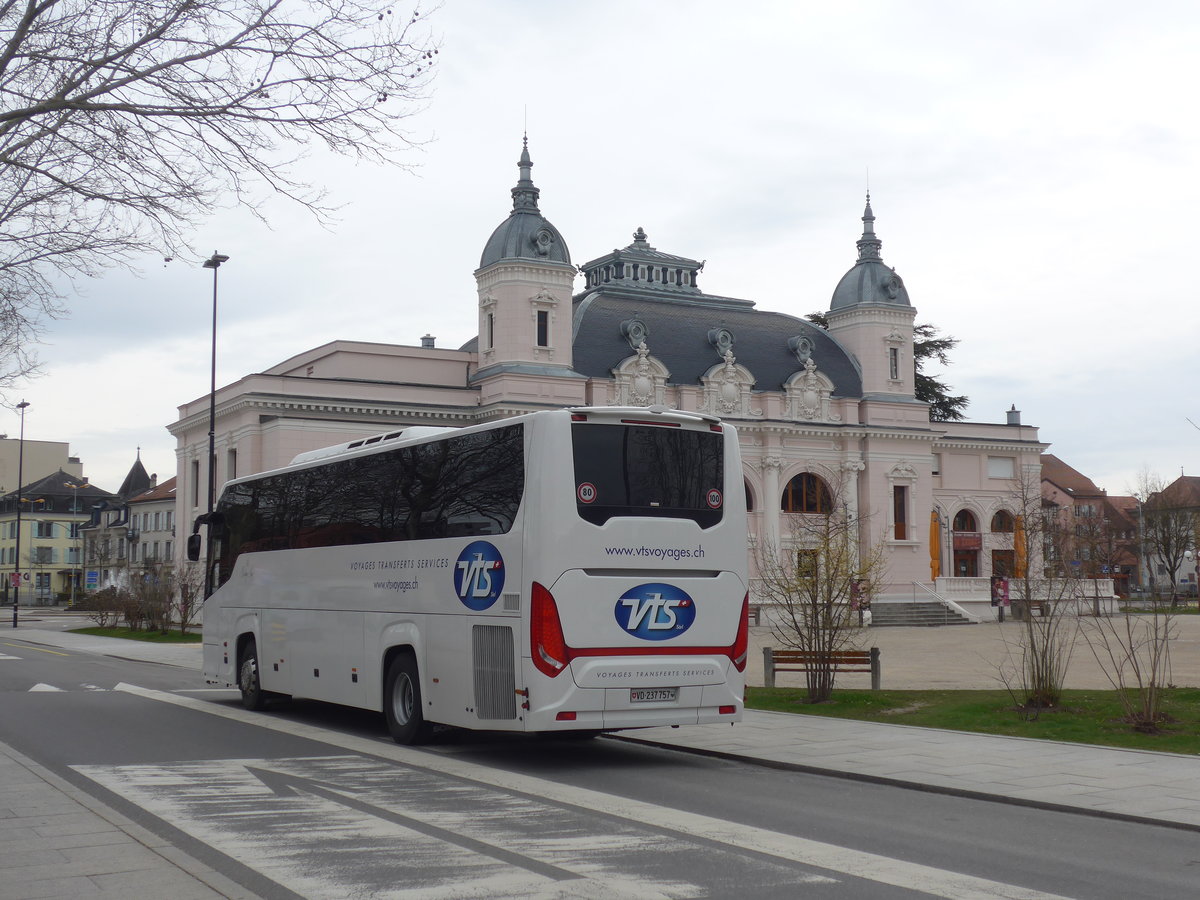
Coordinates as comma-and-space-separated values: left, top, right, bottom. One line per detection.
781, 473, 832, 514
744, 479, 755, 512
953, 509, 978, 532
990, 510, 1015, 533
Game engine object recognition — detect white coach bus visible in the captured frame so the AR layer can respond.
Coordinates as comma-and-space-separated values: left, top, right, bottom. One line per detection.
196, 406, 749, 743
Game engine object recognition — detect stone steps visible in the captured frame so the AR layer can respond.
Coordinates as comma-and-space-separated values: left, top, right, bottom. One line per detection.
871, 601, 974, 627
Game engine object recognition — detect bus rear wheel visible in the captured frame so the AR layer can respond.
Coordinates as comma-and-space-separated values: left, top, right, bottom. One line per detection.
384, 653, 433, 745
238, 641, 267, 711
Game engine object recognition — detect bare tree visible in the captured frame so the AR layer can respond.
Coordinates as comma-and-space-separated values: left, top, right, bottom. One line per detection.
128, 564, 174, 632
1136, 470, 1198, 607
174, 561, 203, 635
0, 0, 437, 382
1083, 605, 1176, 732
754, 471, 885, 703
998, 464, 1079, 712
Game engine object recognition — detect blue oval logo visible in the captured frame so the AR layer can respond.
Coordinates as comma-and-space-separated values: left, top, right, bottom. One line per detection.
453, 541, 505, 610
614, 583, 695, 641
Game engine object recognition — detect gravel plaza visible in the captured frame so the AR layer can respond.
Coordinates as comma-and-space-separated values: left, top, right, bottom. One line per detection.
746, 611, 1200, 691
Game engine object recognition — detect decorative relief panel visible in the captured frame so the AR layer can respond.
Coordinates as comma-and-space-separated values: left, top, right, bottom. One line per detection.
609, 342, 671, 407
699, 350, 761, 418
783, 358, 841, 422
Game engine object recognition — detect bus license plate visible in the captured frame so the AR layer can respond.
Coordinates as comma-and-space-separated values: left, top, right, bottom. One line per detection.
630, 688, 677, 703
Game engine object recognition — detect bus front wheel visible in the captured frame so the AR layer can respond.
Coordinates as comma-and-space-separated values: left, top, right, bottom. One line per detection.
238, 641, 267, 711
384, 653, 432, 745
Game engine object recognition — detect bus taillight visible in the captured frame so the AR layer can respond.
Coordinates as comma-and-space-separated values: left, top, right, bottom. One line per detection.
730, 593, 750, 672
531, 582, 571, 678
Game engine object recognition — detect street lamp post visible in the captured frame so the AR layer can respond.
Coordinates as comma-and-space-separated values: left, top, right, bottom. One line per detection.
201, 252, 228, 599
65, 481, 87, 608
12, 399, 28, 628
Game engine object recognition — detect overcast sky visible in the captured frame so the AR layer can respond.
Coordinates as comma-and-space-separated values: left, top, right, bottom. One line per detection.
8, 0, 1198, 497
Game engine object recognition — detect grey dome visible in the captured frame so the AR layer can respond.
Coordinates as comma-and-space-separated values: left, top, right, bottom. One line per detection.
478, 138, 571, 270
829, 195, 912, 310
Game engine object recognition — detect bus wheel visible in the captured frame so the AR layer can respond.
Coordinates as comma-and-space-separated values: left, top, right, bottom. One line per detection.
238, 641, 267, 711
384, 654, 432, 745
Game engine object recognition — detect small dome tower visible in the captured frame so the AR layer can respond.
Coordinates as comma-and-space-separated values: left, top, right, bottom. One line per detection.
826, 195, 919, 405
472, 138, 583, 402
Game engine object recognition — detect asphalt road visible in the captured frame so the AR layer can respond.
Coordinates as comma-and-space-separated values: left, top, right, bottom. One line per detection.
2, 635, 1198, 899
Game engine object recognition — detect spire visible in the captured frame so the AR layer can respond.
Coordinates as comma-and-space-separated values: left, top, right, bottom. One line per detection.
510, 133, 541, 213
855, 191, 883, 263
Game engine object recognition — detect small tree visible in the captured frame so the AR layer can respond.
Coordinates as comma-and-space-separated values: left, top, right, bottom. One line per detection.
754, 471, 886, 702
174, 562, 204, 635
129, 565, 174, 632
1083, 605, 1176, 732
85, 585, 121, 628
998, 465, 1079, 712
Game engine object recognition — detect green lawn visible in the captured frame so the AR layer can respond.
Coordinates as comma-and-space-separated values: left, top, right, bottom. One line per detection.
70, 626, 202, 644
746, 687, 1200, 755
1120, 604, 1200, 615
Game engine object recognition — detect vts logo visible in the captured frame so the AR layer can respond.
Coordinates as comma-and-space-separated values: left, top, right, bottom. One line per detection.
454, 541, 505, 610
614, 583, 696, 641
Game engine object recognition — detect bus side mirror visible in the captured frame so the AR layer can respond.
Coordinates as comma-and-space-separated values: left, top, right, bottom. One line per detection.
186, 533, 202, 562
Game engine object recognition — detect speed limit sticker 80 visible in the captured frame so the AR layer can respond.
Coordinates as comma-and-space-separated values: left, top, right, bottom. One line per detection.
577, 482, 597, 504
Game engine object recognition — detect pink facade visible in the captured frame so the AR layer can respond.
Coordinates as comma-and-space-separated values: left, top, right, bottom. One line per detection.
170, 144, 1046, 612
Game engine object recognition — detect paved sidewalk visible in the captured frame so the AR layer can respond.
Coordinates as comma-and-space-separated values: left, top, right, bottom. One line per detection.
618, 711, 1200, 830
3, 611, 1198, 899
0, 741, 256, 900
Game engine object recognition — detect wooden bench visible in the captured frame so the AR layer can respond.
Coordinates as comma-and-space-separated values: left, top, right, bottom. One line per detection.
762, 647, 881, 690
1012, 599, 1046, 619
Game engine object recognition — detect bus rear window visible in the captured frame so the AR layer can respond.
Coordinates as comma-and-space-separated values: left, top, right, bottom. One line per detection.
571, 423, 724, 527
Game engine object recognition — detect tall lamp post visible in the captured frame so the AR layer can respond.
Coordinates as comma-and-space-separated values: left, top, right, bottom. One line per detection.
201, 252, 228, 599
65, 481, 87, 608
12, 399, 29, 628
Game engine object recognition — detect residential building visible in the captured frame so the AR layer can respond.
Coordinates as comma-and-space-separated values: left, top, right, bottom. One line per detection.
0, 472, 115, 605
0, 436, 84, 494
1040, 454, 1140, 594
126, 476, 177, 576
79, 456, 155, 591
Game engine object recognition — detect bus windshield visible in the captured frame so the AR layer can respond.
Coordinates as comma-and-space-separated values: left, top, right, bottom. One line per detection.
571, 422, 724, 527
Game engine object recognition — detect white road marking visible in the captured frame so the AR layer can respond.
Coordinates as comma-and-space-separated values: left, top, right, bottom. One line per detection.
112, 683, 1076, 900
78, 755, 742, 899
0, 653, 20, 659
82, 683, 105, 691
28, 683, 64, 691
